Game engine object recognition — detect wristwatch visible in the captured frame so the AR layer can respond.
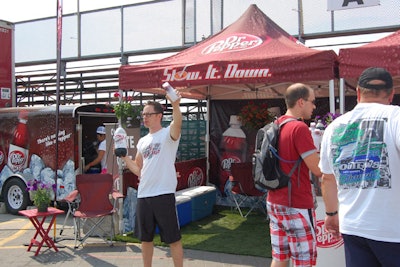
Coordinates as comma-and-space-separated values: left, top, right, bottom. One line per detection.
325, 211, 338, 216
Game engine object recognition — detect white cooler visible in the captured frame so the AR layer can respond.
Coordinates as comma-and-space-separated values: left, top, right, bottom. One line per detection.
315, 196, 345, 267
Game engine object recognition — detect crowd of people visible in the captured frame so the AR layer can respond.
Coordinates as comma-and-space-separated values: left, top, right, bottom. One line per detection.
266, 67, 399, 267
84, 67, 399, 267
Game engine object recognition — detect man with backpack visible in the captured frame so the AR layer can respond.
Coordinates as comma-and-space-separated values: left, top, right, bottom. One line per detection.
267, 83, 322, 267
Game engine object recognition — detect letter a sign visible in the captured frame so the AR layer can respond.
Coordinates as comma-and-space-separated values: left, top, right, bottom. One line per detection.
328, 0, 380, 11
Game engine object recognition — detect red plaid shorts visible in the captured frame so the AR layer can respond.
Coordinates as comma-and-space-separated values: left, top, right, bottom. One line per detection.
267, 202, 317, 266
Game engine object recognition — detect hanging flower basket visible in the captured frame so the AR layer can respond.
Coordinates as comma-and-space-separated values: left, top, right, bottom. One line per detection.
238, 101, 274, 130
112, 92, 142, 128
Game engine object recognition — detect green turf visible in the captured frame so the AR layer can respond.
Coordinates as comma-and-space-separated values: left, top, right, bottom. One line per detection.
115, 206, 272, 258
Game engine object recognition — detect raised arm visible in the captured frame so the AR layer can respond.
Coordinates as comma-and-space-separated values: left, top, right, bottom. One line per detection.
168, 91, 182, 141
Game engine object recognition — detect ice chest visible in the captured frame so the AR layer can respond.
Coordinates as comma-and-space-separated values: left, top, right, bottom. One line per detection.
177, 186, 217, 221
175, 195, 192, 227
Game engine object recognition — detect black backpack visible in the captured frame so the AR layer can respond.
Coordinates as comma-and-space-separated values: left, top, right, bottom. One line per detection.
252, 118, 302, 192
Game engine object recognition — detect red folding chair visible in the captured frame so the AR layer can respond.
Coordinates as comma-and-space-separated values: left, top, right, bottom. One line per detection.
229, 162, 267, 217
71, 173, 123, 248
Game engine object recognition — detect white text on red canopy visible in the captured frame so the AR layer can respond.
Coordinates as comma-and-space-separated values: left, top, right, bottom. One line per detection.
163, 63, 271, 82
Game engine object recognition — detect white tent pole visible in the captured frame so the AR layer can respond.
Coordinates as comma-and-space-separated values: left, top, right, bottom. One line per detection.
339, 78, 345, 114
329, 79, 335, 113
118, 88, 124, 234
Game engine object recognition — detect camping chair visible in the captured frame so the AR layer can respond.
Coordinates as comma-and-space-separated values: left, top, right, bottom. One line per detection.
58, 189, 79, 236
229, 162, 267, 217
72, 173, 123, 248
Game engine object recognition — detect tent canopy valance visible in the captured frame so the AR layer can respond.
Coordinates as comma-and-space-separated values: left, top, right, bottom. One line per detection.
119, 4, 338, 100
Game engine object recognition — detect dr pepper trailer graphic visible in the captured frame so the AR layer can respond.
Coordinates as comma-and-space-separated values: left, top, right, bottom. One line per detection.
0, 104, 117, 214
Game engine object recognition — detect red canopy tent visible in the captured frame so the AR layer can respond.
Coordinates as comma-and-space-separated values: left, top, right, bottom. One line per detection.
339, 30, 400, 90
337, 30, 400, 111
119, 4, 338, 190
119, 4, 338, 100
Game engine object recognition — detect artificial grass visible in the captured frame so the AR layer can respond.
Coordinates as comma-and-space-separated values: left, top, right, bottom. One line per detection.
115, 206, 272, 258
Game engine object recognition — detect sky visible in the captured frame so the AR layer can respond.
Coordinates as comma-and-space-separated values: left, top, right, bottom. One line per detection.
1, 0, 396, 107
0, 0, 148, 23
1, 0, 396, 56
0, 0, 396, 60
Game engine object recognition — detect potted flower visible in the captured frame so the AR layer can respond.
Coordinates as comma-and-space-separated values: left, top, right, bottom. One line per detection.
238, 101, 274, 130
112, 92, 142, 128
26, 179, 55, 212
314, 112, 341, 128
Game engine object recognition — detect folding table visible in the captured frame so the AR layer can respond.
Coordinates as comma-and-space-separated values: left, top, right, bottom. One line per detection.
19, 207, 64, 256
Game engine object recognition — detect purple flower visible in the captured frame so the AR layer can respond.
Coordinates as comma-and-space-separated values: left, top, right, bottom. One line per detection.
26, 179, 54, 192
26, 179, 54, 206
314, 112, 341, 127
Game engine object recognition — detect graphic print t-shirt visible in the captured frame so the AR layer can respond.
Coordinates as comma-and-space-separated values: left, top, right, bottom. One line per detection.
136, 126, 180, 198
319, 103, 400, 242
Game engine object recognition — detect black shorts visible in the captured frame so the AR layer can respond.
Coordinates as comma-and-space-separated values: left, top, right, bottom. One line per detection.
135, 193, 181, 244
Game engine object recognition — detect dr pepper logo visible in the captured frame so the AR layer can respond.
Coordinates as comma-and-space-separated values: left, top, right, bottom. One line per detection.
9, 150, 26, 169
221, 156, 241, 171
187, 167, 204, 187
201, 33, 265, 55
316, 220, 344, 248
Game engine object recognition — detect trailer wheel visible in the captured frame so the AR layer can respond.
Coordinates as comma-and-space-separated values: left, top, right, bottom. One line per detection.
4, 178, 29, 215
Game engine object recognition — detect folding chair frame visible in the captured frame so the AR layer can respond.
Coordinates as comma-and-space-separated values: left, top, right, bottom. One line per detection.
230, 179, 267, 217
73, 197, 118, 248
70, 174, 123, 248
59, 190, 79, 236
229, 162, 268, 218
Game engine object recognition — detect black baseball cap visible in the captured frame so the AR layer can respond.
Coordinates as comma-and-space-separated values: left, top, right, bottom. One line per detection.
358, 67, 393, 90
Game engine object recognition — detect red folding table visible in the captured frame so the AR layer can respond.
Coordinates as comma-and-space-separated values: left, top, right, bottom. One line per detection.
19, 207, 65, 256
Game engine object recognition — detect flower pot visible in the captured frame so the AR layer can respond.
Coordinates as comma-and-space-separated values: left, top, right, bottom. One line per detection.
130, 119, 141, 128
125, 117, 141, 128
37, 203, 48, 213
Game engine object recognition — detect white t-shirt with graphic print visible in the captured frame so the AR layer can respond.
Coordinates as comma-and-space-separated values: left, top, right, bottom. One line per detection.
136, 126, 180, 198
319, 103, 400, 242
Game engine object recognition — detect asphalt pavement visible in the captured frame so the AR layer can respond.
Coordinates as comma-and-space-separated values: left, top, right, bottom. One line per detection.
0, 207, 272, 267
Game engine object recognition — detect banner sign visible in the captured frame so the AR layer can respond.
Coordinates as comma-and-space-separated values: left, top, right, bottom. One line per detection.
328, 0, 380, 11
0, 22, 14, 107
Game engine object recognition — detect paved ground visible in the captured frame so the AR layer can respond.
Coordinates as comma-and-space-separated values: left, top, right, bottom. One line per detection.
0, 209, 272, 267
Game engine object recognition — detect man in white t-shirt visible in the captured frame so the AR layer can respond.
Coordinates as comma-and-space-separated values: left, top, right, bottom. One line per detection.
84, 126, 107, 173
319, 67, 400, 267
121, 91, 183, 267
